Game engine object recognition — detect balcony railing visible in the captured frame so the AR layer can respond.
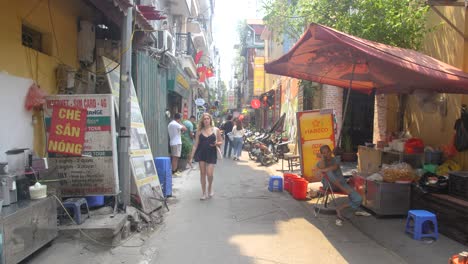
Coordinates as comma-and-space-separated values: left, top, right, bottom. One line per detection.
176, 33, 196, 61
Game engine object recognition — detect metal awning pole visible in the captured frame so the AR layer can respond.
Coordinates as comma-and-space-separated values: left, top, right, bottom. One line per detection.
337, 58, 356, 147
118, 4, 133, 210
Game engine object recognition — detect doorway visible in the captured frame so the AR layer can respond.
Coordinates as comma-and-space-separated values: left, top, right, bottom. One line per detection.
342, 90, 374, 151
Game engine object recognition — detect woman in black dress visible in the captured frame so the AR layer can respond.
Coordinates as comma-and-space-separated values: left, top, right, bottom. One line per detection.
189, 113, 223, 200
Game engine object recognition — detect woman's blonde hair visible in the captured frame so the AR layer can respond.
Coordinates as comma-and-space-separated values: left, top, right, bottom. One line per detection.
197, 113, 213, 132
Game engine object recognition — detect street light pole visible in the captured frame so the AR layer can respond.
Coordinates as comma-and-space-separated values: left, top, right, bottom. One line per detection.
118, 4, 133, 210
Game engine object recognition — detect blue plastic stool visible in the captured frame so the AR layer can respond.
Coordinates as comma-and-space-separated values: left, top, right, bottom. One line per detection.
405, 210, 438, 240
63, 198, 90, 225
268, 175, 283, 192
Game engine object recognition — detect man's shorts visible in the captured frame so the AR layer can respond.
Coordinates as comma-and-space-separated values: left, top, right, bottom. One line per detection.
170, 144, 182, 157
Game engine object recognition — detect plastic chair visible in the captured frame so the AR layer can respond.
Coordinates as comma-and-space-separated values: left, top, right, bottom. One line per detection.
313, 173, 348, 216
405, 210, 438, 240
268, 175, 283, 192
62, 198, 90, 225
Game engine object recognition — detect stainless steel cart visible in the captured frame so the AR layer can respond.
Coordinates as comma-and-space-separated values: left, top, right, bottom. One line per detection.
1, 196, 57, 264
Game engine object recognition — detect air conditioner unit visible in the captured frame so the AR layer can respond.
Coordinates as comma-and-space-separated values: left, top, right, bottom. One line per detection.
157, 30, 175, 56
77, 20, 95, 66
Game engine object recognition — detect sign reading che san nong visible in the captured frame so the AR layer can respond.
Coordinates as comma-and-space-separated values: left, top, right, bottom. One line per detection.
47, 106, 87, 156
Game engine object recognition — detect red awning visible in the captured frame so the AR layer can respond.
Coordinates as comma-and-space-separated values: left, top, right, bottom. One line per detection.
264, 23, 468, 94
90, 0, 155, 31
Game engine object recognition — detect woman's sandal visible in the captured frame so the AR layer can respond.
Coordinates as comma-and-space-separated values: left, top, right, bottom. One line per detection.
335, 219, 343, 226
355, 211, 371, 216
200, 194, 207, 200
209, 191, 214, 198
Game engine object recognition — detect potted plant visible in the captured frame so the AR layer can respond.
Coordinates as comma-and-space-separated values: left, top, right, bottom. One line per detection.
341, 134, 357, 162
178, 135, 193, 171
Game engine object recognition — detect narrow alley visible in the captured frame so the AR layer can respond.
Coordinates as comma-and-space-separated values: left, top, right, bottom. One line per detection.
27, 153, 405, 264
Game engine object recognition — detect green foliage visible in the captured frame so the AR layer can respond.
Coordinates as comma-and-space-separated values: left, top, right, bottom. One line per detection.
180, 135, 193, 159
262, 0, 431, 50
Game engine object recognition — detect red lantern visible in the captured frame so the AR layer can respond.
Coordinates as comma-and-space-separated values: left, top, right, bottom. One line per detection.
251, 99, 261, 109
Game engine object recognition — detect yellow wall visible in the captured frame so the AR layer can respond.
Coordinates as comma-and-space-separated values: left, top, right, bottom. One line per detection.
0, 0, 96, 156
0, 0, 95, 92
390, 6, 468, 168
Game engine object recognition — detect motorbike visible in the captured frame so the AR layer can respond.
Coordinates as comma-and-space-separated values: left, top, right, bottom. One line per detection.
247, 132, 269, 161
257, 134, 291, 166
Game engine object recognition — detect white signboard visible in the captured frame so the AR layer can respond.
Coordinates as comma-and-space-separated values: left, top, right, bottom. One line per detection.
101, 56, 163, 213
195, 98, 205, 106
44, 94, 119, 195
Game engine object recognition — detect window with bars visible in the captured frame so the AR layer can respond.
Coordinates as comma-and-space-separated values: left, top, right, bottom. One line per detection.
22, 25, 43, 52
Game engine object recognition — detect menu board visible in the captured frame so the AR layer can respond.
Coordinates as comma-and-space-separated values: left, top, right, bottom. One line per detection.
296, 109, 336, 182
44, 94, 119, 195
101, 56, 163, 213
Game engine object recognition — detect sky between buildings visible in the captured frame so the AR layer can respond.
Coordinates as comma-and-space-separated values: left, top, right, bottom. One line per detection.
213, 0, 264, 88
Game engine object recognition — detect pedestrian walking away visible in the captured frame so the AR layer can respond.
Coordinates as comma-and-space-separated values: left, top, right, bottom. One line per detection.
189, 113, 223, 200
168, 113, 187, 176
231, 119, 245, 161
220, 114, 234, 158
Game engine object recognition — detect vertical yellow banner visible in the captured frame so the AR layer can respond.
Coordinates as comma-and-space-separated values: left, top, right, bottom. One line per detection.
297, 110, 336, 182
253, 57, 265, 96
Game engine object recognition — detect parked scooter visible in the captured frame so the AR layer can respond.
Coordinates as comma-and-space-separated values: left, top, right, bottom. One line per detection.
248, 132, 269, 161
257, 133, 285, 166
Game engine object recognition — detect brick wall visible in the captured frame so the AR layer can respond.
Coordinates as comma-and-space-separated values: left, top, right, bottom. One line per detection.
373, 94, 387, 143
322, 85, 343, 142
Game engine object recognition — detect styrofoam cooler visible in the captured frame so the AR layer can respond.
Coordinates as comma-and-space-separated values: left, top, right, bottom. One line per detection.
155, 157, 172, 197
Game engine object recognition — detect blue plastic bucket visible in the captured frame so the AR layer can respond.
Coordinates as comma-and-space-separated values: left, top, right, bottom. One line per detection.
86, 196, 104, 207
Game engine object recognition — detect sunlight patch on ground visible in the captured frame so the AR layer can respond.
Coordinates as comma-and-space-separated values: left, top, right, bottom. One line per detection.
229, 218, 347, 264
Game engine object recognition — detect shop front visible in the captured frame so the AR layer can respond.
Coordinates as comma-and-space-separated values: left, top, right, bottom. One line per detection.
265, 23, 468, 245
167, 67, 191, 117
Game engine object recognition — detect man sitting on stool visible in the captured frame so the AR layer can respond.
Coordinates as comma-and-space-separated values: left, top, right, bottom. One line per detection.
316, 145, 367, 225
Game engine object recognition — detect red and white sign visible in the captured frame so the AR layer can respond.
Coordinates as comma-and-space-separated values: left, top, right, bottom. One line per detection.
47, 105, 87, 156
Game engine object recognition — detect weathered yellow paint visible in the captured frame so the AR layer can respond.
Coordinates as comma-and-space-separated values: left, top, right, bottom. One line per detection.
0, 0, 96, 156
387, 6, 468, 168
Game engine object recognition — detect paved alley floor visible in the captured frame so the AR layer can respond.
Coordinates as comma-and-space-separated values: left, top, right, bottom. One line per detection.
27, 153, 407, 264
141, 154, 404, 264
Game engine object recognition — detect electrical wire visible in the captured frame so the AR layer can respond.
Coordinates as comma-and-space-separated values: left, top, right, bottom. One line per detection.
23, 0, 45, 23
44, 1, 138, 76
52, 195, 145, 248
47, 0, 60, 59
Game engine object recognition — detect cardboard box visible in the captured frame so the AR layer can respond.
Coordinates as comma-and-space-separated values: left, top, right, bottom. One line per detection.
358, 146, 382, 174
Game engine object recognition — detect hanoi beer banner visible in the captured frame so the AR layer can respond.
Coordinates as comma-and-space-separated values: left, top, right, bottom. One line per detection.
296, 109, 335, 182
48, 105, 87, 156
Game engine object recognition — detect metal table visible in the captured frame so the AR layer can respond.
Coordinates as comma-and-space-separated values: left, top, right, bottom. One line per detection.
1, 196, 57, 264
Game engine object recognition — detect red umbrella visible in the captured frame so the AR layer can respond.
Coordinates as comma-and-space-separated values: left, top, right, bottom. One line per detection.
265, 23, 468, 94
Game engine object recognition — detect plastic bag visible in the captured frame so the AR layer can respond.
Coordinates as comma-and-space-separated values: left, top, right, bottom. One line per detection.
24, 83, 47, 111
367, 173, 383, 182
441, 135, 458, 158
454, 105, 468, 152
381, 162, 416, 183
454, 119, 468, 152
436, 159, 461, 176
227, 132, 234, 142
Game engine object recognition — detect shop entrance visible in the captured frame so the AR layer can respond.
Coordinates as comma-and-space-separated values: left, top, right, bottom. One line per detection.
342, 90, 374, 150
167, 91, 182, 117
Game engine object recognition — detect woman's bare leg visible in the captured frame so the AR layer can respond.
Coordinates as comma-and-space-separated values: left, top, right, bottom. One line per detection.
199, 161, 207, 198
206, 164, 215, 196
